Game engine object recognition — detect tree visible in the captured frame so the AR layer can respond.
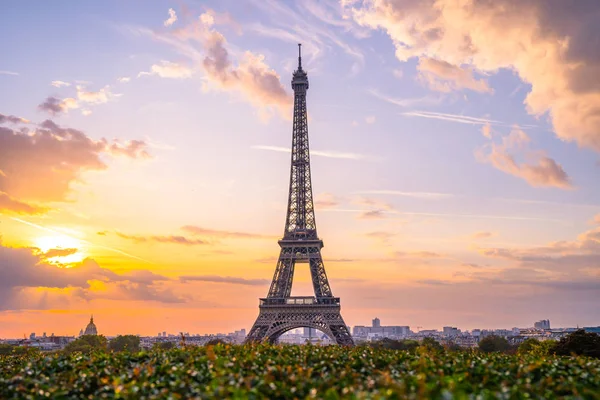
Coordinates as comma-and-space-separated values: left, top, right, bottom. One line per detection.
518, 338, 555, 357
206, 339, 227, 346
552, 329, 600, 359
421, 337, 444, 353
478, 335, 511, 353
152, 341, 176, 351
63, 335, 107, 354
109, 335, 140, 353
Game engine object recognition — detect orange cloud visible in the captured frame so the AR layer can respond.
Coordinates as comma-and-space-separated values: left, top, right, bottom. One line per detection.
347, 0, 600, 151
138, 60, 194, 79
477, 127, 572, 189
181, 225, 273, 239
115, 233, 207, 246
37, 96, 78, 115
471, 231, 494, 240
0, 118, 151, 203
417, 57, 492, 93
314, 193, 341, 209
155, 11, 292, 118
0, 192, 48, 215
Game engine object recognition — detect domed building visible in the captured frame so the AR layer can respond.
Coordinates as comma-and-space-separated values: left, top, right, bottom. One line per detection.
83, 315, 98, 336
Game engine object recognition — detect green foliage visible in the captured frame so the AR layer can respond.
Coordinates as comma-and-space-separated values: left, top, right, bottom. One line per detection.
205, 339, 227, 346
152, 341, 176, 351
552, 329, 600, 359
1, 344, 599, 398
518, 338, 555, 357
63, 335, 108, 355
0, 344, 40, 356
109, 335, 141, 353
421, 337, 444, 353
478, 335, 512, 354
370, 338, 419, 352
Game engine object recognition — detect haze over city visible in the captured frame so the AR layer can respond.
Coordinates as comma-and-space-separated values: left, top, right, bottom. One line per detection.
1, 0, 599, 339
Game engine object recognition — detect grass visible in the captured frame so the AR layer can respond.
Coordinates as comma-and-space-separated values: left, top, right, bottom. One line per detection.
1, 344, 599, 399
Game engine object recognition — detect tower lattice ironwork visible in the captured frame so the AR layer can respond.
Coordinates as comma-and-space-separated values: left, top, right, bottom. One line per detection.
245, 44, 354, 346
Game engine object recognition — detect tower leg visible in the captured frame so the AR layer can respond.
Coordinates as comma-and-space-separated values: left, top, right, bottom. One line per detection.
245, 304, 354, 346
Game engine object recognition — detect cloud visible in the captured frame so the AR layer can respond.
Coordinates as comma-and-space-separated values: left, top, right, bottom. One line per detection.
251, 145, 366, 160
0, 192, 47, 215
179, 275, 270, 286
365, 231, 396, 245
42, 248, 78, 259
593, 214, 600, 225
117, 77, 131, 83
358, 190, 453, 199
365, 115, 376, 124
138, 60, 194, 79
394, 251, 442, 259
107, 139, 152, 159
76, 85, 117, 104
401, 111, 501, 126
355, 197, 394, 210
0, 113, 28, 124
37, 96, 78, 115
51, 80, 70, 88
477, 127, 572, 189
314, 193, 341, 209
0, 118, 151, 203
0, 244, 182, 310
346, 0, 600, 151
357, 210, 387, 220
116, 232, 207, 246
471, 231, 494, 240
0, 70, 19, 76
181, 225, 272, 239
250, 0, 365, 74
417, 57, 493, 93
368, 88, 442, 108
478, 221, 600, 275
164, 8, 177, 27
481, 122, 492, 139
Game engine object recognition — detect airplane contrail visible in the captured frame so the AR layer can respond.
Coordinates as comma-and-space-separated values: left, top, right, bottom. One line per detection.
9, 217, 153, 264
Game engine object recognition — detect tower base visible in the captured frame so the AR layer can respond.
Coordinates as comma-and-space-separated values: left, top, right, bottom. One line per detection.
245, 297, 354, 346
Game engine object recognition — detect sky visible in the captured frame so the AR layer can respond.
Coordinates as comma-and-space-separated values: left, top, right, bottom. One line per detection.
1, 0, 599, 338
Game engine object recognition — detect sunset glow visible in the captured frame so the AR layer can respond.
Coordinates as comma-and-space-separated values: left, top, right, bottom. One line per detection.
1, 0, 599, 338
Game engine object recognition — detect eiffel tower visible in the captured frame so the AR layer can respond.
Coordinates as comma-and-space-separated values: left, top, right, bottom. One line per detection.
245, 44, 354, 346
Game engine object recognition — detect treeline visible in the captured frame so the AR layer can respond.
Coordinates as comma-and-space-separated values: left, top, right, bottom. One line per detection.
367, 329, 600, 358
1, 330, 598, 359
0, 335, 228, 356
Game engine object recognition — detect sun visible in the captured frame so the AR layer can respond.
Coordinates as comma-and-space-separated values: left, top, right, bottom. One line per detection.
35, 235, 87, 264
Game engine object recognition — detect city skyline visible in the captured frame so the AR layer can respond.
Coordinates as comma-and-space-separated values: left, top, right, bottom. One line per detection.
1, 0, 600, 338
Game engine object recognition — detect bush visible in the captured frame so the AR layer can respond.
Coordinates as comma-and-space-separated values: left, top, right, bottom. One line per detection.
109, 335, 140, 353
478, 335, 512, 353
370, 338, 419, 351
1, 344, 599, 398
552, 329, 600, 359
63, 335, 107, 354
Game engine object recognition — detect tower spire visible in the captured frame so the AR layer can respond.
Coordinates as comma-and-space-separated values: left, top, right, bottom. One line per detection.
298, 43, 302, 70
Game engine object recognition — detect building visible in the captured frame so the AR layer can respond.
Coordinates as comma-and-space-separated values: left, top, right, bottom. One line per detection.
353, 318, 411, 339
83, 315, 98, 335
443, 326, 460, 336
534, 319, 550, 330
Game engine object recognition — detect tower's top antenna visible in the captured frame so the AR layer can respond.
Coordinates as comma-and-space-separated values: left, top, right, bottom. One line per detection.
298, 43, 302, 70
